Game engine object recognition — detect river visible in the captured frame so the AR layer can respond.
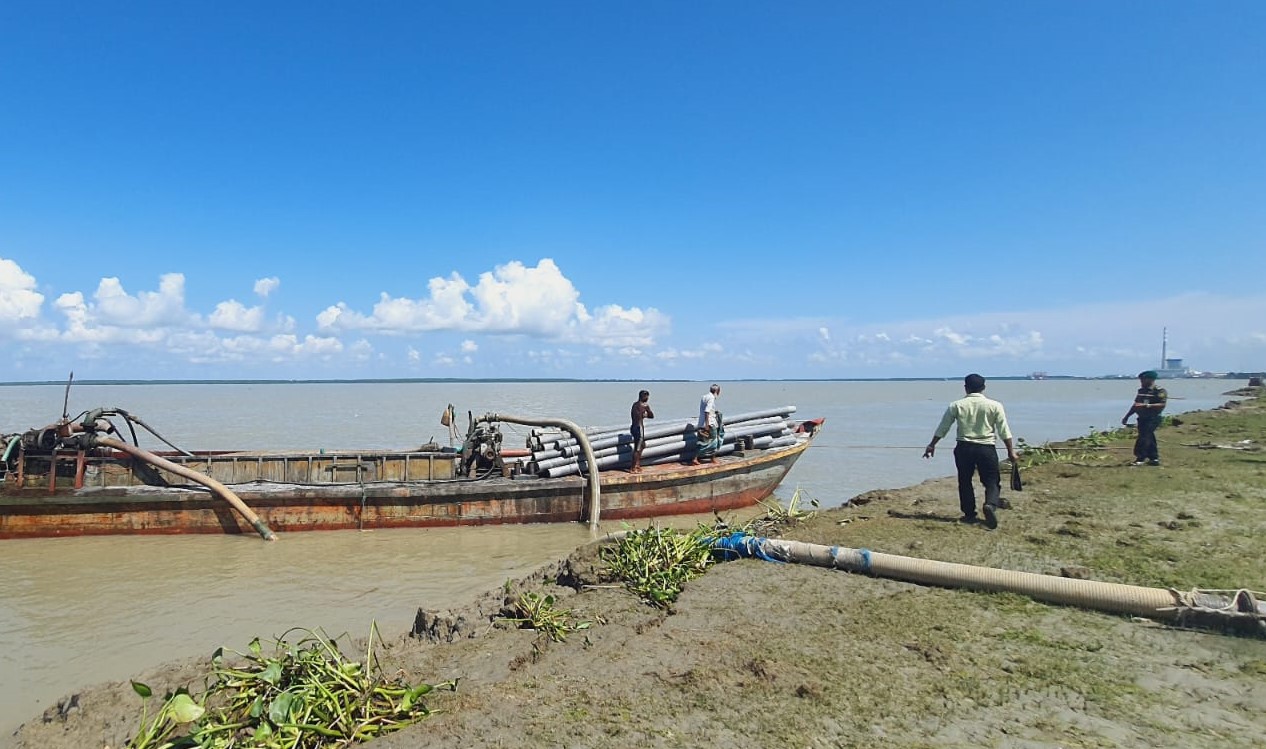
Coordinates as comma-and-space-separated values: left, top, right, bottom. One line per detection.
0, 377, 1242, 737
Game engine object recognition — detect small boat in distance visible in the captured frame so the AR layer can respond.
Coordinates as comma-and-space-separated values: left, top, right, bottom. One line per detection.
0, 403, 822, 540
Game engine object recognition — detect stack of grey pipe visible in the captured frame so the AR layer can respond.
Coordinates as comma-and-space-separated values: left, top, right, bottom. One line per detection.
521, 406, 800, 478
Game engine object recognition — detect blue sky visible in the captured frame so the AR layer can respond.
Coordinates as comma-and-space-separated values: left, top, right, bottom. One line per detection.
1, 2, 1263, 381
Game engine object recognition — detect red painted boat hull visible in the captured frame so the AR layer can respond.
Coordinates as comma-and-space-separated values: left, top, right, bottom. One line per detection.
0, 434, 816, 539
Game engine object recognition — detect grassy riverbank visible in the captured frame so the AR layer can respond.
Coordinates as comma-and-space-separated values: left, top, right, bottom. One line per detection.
13, 391, 1266, 749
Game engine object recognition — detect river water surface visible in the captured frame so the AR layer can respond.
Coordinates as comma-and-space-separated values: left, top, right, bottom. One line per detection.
0, 378, 1242, 736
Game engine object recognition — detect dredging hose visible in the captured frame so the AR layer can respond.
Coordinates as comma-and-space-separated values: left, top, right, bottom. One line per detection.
89, 435, 278, 541
476, 413, 602, 531
712, 534, 1266, 634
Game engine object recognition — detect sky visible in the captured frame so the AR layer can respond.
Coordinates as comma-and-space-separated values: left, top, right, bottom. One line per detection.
1, 2, 1263, 382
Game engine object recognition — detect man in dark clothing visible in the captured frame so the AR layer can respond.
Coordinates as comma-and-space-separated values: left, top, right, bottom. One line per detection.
629, 390, 654, 473
1122, 370, 1167, 466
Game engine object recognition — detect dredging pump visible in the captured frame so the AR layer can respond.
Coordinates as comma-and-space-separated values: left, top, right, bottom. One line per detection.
459, 412, 504, 477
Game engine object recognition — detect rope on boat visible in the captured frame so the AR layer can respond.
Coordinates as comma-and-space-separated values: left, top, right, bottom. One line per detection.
709, 531, 1266, 637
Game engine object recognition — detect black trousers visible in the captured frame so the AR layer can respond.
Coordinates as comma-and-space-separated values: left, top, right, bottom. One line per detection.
953, 441, 1000, 518
1134, 417, 1160, 462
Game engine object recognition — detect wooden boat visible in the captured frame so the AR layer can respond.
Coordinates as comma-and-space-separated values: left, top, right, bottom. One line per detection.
0, 405, 822, 540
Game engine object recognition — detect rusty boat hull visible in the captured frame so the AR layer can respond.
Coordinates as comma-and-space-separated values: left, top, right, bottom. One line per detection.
0, 433, 816, 539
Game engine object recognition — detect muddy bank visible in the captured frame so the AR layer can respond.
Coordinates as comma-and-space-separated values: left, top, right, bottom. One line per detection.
11, 396, 1266, 749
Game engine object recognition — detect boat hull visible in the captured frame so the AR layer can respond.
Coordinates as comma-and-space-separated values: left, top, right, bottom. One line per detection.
0, 437, 813, 539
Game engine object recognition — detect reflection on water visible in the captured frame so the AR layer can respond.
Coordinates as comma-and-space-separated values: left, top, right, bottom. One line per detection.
0, 378, 1242, 734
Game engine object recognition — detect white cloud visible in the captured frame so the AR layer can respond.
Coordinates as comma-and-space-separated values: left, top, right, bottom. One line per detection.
0, 258, 44, 322
92, 273, 190, 328
2, 251, 1260, 381
53, 291, 167, 344
254, 277, 280, 298
316, 258, 669, 346
209, 300, 265, 332
785, 292, 1266, 375
933, 327, 970, 346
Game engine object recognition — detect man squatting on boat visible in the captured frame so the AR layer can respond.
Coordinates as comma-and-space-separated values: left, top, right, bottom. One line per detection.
922, 373, 1018, 530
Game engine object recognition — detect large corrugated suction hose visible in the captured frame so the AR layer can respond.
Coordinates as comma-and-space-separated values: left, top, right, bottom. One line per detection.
93, 435, 277, 541
713, 534, 1264, 635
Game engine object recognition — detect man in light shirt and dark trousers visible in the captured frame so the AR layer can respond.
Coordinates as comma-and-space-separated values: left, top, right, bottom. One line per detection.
690, 384, 722, 466
923, 374, 1018, 529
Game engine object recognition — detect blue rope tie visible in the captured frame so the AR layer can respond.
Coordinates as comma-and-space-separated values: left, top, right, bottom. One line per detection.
707, 531, 783, 562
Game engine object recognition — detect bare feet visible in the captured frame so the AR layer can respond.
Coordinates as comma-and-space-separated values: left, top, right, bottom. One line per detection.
689, 459, 700, 466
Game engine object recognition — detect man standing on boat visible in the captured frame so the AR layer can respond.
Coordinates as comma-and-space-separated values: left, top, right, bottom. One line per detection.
691, 384, 722, 465
629, 389, 654, 473
923, 374, 1018, 530
697, 384, 721, 431
1122, 370, 1167, 466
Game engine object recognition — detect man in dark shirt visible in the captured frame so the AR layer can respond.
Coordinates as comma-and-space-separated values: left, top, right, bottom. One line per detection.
629, 390, 654, 473
1122, 370, 1167, 466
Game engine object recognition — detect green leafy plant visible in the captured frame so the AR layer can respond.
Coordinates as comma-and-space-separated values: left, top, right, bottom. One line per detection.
127, 681, 205, 749
125, 623, 455, 748
1069, 426, 1113, 449
1016, 424, 1135, 469
599, 524, 716, 608
756, 486, 819, 524
499, 592, 591, 642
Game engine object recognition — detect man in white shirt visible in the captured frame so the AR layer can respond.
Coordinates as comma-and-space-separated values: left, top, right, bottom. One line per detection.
691, 384, 722, 466
697, 384, 721, 429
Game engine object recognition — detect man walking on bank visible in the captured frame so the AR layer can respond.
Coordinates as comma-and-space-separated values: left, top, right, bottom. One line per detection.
923, 374, 1018, 529
1122, 370, 1167, 466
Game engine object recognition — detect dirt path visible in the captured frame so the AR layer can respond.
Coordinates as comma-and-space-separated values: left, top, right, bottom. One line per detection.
11, 393, 1266, 749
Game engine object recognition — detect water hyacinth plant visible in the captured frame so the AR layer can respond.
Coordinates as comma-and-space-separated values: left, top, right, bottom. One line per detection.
599, 524, 717, 608
753, 487, 819, 529
499, 592, 592, 642
125, 623, 456, 748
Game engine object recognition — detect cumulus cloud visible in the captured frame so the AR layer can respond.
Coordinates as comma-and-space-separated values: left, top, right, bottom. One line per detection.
316, 259, 669, 346
0, 258, 44, 322
209, 300, 265, 332
93, 273, 191, 328
460, 340, 478, 353
254, 277, 280, 298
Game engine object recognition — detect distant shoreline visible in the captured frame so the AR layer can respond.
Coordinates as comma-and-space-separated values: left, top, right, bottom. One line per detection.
0, 374, 1260, 387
